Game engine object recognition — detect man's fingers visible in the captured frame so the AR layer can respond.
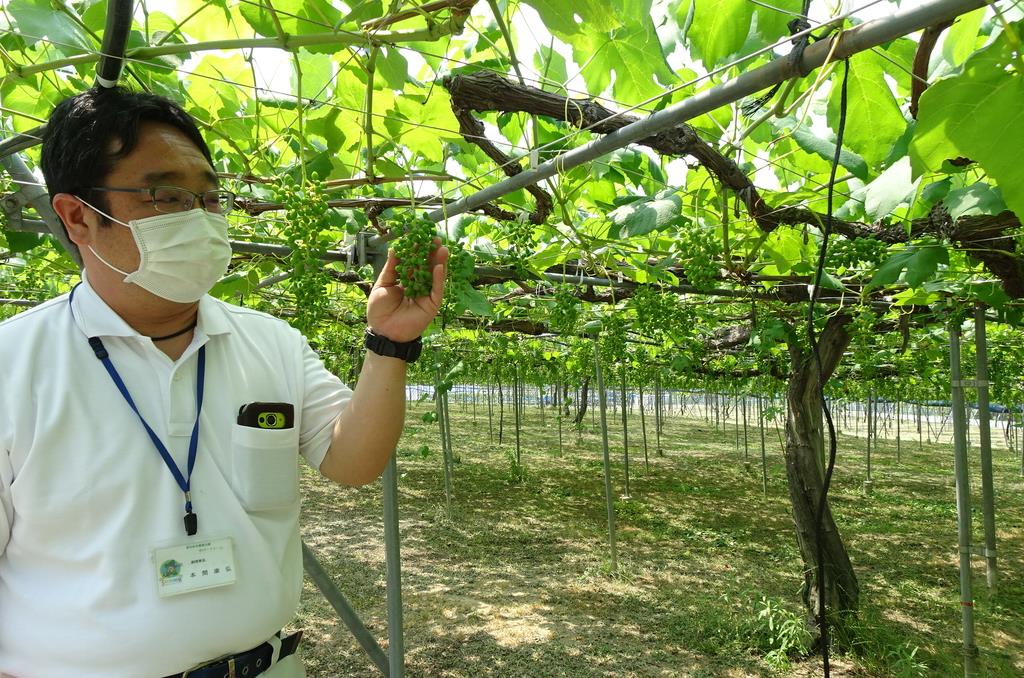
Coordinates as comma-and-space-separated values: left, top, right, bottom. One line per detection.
374, 249, 399, 288
429, 246, 449, 308
432, 243, 450, 267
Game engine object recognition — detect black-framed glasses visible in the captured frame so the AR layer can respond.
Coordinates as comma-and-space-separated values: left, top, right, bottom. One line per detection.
88, 186, 237, 215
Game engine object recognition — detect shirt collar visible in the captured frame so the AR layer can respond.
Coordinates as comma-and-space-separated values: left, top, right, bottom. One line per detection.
70, 271, 232, 340
196, 294, 232, 338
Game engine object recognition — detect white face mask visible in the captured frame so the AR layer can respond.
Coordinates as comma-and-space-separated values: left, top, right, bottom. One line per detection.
82, 201, 232, 303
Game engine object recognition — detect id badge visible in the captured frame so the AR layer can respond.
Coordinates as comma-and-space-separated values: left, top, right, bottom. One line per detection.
151, 537, 237, 598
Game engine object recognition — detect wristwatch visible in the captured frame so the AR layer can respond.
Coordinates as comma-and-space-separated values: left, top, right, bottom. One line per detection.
364, 328, 423, 363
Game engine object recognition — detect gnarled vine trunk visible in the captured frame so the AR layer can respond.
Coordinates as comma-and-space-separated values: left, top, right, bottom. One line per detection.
784, 314, 860, 627
574, 376, 591, 425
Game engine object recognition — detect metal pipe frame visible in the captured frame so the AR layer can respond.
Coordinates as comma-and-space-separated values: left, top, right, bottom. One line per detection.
620, 365, 631, 499
95, 0, 133, 88
1, 155, 81, 266
420, 0, 987, 225
382, 457, 405, 678
974, 305, 997, 590
588, 323, 618, 572
433, 346, 454, 516
949, 320, 979, 677
0, 130, 42, 159
301, 541, 391, 675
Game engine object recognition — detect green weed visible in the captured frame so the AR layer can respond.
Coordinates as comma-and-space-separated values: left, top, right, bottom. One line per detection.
505, 450, 528, 484
840, 609, 930, 677
741, 595, 814, 671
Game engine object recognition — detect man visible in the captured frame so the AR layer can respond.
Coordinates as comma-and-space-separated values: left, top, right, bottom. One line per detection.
0, 86, 447, 677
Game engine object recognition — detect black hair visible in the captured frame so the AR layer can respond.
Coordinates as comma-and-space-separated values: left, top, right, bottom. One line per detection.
40, 86, 213, 222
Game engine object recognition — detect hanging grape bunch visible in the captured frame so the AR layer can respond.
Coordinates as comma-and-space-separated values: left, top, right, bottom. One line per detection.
826, 237, 888, 273
393, 219, 437, 298
600, 313, 629, 364
500, 218, 535, 267
438, 243, 477, 324
679, 222, 722, 291
549, 285, 581, 335
279, 174, 332, 335
631, 285, 689, 340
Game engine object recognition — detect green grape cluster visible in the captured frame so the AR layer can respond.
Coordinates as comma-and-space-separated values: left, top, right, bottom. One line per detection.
825, 237, 888, 272
502, 219, 535, 261
439, 243, 477, 323
678, 224, 722, 291
631, 285, 691, 340
599, 314, 629, 362
393, 219, 436, 298
847, 304, 884, 377
279, 174, 333, 335
446, 243, 475, 287
549, 285, 581, 334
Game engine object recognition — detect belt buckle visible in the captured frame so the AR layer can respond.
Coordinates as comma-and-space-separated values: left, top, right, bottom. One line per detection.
182, 656, 236, 678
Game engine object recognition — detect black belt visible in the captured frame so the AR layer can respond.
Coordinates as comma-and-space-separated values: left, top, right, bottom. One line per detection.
165, 631, 302, 678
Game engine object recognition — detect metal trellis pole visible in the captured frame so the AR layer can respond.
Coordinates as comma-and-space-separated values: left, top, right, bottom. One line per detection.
382, 456, 405, 678
974, 305, 997, 590
620, 365, 631, 498
434, 347, 453, 516
864, 390, 874, 495
301, 542, 390, 676
742, 394, 750, 472
588, 322, 618, 572
0, 154, 81, 266
758, 395, 768, 495
950, 320, 979, 678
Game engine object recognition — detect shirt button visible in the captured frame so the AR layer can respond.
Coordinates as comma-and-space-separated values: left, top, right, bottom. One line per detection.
173, 373, 183, 382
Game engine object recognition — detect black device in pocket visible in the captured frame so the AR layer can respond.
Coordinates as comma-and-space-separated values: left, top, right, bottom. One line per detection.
237, 402, 295, 429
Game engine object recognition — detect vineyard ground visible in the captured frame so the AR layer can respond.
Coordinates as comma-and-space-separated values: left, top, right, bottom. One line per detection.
294, 399, 1024, 677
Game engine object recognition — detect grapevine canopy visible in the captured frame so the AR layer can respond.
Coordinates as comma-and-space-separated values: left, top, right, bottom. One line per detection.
1, 0, 1023, 394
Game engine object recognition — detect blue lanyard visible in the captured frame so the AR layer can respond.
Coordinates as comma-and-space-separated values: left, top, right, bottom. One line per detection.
69, 286, 205, 536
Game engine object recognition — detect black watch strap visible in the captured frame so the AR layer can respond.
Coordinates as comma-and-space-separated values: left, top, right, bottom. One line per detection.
364, 328, 422, 363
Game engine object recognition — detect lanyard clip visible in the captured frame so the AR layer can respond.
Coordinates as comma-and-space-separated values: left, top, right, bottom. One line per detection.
87, 336, 109, 360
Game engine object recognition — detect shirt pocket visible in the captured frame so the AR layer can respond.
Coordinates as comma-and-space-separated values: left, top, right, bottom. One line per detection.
230, 423, 300, 511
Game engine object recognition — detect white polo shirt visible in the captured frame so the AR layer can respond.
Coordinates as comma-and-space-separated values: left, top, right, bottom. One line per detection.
0, 276, 352, 677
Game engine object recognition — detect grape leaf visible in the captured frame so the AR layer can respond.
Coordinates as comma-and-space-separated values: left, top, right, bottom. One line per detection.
863, 157, 919, 221
942, 8, 986, 67
7, 0, 92, 55
453, 286, 493, 317
608, 191, 683, 238
685, 0, 753, 69
911, 27, 1024, 220
519, 0, 620, 36
566, 16, 677, 104
778, 118, 869, 181
3, 230, 44, 253
869, 244, 948, 289
752, 0, 804, 43
828, 50, 907, 170
944, 183, 1007, 220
